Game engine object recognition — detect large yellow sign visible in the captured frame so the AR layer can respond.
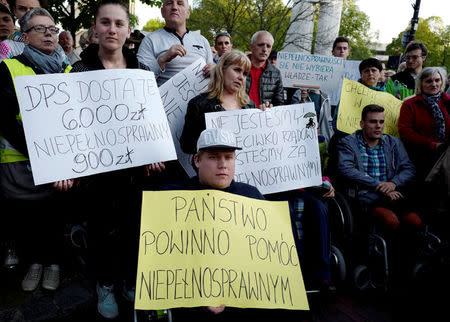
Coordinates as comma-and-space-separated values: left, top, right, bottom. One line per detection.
337, 78, 403, 137
135, 190, 309, 311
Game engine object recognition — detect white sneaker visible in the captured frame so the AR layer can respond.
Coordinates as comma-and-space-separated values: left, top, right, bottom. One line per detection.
3, 248, 19, 269
42, 264, 60, 291
22, 263, 42, 291
97, 283, 119, 319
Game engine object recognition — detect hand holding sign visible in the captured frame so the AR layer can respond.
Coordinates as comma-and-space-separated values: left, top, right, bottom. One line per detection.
205, 103, 322, 195
135, 190, 308, 311
15, 69, 177, 185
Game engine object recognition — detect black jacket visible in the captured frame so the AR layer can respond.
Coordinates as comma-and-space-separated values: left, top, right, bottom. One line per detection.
163, 176, 265, 200
391, 70, 416, 90
180, 92, 256, 154
245, 60, 284, 106
71, 44, 140, 72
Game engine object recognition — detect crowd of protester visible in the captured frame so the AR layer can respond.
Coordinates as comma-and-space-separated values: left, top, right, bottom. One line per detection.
0, 0, 449, 320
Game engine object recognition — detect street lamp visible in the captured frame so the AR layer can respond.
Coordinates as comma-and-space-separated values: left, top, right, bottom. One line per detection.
402, 0, 421, 48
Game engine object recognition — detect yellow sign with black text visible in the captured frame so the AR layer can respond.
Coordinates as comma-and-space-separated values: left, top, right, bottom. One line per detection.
337, 78, 403, 136
135, 190, 309, 311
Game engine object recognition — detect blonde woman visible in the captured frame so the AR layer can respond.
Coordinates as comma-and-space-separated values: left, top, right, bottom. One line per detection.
180, 50, 256, 154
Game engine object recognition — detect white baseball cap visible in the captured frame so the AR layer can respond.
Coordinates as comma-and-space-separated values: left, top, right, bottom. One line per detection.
196, 128, 242, 152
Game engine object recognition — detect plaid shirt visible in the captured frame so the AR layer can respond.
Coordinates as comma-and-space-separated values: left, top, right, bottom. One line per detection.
357, 133, 387, 182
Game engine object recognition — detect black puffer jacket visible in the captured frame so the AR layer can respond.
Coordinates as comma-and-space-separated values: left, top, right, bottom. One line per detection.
245, 60, 284, 106
180, 92, 256, 154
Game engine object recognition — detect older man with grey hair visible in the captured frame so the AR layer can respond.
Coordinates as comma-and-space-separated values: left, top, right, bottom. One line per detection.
246, 30, 284, 108
137, 0, 214, 86
58, 30, 80, 65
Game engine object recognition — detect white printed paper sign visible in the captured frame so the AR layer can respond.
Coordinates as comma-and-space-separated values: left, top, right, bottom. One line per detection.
159, 59, 209, 177
327, 60, 361, 106
277, 52, 344, 105
205, 103, 322, 195
16, 69, 177, 185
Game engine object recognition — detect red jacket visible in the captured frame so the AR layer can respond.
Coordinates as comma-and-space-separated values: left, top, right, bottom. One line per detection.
398, 92, 450, 150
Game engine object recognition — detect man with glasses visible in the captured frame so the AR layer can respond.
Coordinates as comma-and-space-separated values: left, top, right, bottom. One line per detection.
386, 41, 427, 100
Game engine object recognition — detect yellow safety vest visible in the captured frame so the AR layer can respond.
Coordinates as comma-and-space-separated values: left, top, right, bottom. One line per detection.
0, 59, 71, 163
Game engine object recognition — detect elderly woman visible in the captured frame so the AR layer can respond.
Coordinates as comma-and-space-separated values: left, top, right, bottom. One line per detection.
0, 7, 72, 292
180, 49, 256, 155
0, 0, 51, 60
398, 67, 450, 181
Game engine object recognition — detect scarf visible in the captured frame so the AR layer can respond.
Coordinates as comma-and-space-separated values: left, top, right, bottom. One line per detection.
422, 92, 445, 142
358, 79, 386, 92
22, 44, 66, 74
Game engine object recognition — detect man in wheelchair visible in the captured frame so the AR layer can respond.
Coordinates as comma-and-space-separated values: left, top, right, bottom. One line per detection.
335, 104, 421, 232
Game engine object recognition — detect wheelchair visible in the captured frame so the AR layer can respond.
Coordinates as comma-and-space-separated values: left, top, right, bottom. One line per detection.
336, 183, 446, 293
280, 185, 352, 295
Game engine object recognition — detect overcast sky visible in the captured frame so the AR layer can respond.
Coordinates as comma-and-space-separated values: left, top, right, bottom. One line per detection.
135, 0, 450, 44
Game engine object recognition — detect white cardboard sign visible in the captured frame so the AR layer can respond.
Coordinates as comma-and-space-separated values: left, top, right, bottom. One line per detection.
159, 59, 209, 177
16, 69, 177, 185
328, 59, 361, 105
205, 103, 322, 195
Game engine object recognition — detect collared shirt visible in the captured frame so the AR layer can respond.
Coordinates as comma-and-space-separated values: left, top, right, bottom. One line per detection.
356, 133, 387, 183
249, 61, 266, 107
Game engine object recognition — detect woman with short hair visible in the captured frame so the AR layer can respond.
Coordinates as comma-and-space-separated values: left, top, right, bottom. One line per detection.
399, 66, 450, 181
0, 7, 72, 293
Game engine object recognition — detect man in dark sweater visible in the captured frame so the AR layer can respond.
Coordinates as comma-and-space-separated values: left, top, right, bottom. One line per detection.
165, 128, 265, 320
168, 127, 264, 202
386, 41, 427, 100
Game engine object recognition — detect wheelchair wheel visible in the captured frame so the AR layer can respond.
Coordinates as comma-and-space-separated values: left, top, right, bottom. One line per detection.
330, 245, 346, 282
330, 191, 354, 238
353, 264, 371, 291
412, 261, 433, 283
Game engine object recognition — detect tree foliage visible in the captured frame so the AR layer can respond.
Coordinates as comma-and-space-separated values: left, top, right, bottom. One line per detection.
48, 0, 97, 41
386, 16, 450, 71
143, 18, 165, 32
139, 0, 162, 7
48, 0, 145, 43
338, 0, 374, 60
187, 0, 292, 51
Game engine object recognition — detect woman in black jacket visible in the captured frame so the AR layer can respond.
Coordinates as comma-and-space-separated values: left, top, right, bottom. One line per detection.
70, 0, 151, 319
180, 50, 257, 154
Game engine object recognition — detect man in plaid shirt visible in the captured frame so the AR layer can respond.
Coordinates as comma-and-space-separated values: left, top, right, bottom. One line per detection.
336, 104, 421, 231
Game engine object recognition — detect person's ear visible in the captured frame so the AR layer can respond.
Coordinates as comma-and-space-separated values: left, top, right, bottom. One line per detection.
360, 119, 364, 129
22, 32, 28, 45
193, 154, 200, 169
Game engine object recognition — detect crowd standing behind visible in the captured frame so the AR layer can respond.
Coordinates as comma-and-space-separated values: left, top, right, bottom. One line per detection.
0, 0, 449, 320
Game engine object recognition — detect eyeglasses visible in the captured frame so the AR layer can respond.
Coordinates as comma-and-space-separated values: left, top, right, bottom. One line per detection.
25, 25, 59, 34
405, 55, 423, 61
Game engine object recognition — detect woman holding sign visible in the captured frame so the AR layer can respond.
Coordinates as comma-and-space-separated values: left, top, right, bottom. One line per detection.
180, 50, 257, 155
0, 8, 73, 292
70, 0, 159, 319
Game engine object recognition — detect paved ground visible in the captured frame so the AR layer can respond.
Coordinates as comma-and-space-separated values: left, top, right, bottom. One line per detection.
1, 240, 449, 322
1, 265, 445, 322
